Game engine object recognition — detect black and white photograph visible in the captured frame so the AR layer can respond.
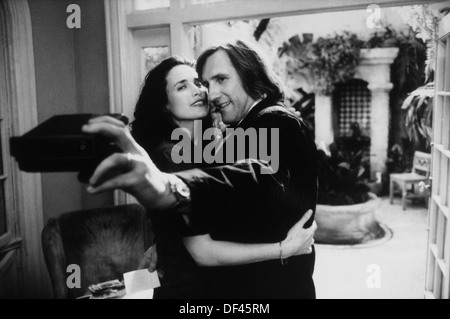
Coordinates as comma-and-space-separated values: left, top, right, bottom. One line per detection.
0, 0, 449, 303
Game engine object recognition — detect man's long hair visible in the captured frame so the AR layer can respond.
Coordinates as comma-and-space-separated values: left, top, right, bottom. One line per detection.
196, 40, 284, 101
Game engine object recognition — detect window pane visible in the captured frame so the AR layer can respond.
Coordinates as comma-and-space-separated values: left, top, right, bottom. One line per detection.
0, 120, 3, 176
0, 183, 6, 236
144, 47, 170, 72
190, 0, 227, 5
134, 0, 170, 11
0, 117, 5, 235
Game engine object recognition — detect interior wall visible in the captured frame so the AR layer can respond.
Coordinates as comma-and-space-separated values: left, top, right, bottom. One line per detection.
72, 0, 114, 211
0, 262, 18, 298
28, 0, 113, 222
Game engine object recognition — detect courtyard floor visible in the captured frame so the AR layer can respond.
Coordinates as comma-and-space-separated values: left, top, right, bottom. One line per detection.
314, 196, 429, 299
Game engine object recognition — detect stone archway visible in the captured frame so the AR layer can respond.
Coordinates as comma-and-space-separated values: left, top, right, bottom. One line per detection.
316, 47, 399, 178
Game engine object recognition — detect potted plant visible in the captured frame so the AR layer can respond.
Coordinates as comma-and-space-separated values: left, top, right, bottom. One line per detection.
315, 125, 384, 245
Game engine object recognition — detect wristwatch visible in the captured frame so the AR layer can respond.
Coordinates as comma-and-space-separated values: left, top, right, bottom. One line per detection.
168, 175, 191, 207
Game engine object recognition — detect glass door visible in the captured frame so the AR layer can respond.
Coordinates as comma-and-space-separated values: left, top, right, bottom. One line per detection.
425, 13, 450, 299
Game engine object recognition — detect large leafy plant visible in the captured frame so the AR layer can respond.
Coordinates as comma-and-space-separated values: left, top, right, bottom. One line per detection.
317, 124, 371, 206
399, 5, 450, 83
365, 26, 427, 95
318, 146, 371, 206
401, 83, 434, 151
279, 31, 364, 96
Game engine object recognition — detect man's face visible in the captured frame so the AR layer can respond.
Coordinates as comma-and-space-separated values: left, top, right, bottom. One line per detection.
201, 50, 255, 125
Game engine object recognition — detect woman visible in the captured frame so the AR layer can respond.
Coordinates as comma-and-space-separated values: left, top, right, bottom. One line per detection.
83, 56, 316, 298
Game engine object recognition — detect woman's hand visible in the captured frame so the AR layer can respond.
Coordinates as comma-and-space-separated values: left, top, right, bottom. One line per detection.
281, 210, 317, 258
210, 104, 228, 133
138, 244, 158, 272
82, 116, 175, 210
286, 105, 301, 118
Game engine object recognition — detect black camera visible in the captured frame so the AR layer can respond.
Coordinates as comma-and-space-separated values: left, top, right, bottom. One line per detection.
9, 113, 129, 183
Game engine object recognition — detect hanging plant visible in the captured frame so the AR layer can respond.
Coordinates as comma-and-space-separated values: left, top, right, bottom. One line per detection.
399, 5, 450, 83
365, 26, 427, 95
279, 31, 364, 96
396, 5, 449, 152
401, 82, 434, 151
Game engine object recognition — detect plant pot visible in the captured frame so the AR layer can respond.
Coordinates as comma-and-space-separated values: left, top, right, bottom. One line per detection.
367, 181, 383, 196
315, 193, 384, 245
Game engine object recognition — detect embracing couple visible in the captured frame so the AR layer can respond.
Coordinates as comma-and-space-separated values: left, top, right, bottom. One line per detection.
82, 40, 319, 299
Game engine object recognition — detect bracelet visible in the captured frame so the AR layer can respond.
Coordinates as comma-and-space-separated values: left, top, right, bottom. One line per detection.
279, 241, 288, 266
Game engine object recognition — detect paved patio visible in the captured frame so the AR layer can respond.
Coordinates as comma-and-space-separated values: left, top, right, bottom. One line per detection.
313, 196, 429, 299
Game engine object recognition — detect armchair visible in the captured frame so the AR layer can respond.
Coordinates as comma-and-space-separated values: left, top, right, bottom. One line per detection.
41, 204, 153, 299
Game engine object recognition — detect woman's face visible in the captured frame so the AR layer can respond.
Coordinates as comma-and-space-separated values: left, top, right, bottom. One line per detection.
165, 65, 209, 121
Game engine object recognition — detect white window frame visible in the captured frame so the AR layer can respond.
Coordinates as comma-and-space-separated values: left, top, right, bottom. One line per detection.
424, 11, 450, 300
0, 0, 46, 298
0, 5, 14, 251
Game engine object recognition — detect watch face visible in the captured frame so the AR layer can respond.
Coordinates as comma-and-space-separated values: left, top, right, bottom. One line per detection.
173, 180, 190, 200
177, 183, 190, 198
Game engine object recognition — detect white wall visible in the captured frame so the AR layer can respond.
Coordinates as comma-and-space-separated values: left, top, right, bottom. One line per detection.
278, 7, 411, 43
29, 0, 114, 223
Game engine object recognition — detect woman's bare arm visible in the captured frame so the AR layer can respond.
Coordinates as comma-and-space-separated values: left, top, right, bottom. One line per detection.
183, 210, 316, 266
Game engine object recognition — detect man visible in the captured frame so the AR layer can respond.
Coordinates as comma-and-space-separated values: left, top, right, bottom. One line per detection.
186, 41, 318, 298
85, 40, 318, 298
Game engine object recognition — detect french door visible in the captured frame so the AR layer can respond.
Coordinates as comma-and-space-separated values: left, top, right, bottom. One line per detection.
106, 1, 450, 298
425, 13, 450, 299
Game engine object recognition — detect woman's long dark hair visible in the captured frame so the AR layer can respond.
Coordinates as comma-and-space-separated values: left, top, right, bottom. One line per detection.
131, 56, 195, 154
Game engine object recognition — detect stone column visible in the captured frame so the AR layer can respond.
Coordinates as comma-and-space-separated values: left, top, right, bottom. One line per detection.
355, 48, 399, 179
368, 83, 394, 178
315, 95, 334, 147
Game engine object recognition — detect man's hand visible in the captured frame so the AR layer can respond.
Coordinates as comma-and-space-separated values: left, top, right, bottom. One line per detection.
82, 116, 177, 210
281, 210, 317, 257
